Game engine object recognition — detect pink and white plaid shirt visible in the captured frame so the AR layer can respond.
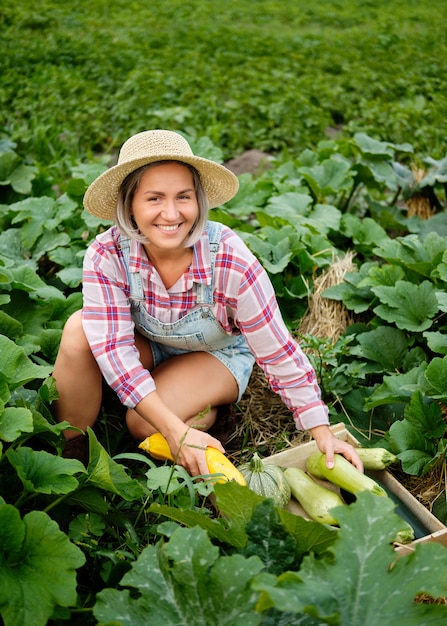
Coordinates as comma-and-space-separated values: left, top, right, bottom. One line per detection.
81, 223, 329, 431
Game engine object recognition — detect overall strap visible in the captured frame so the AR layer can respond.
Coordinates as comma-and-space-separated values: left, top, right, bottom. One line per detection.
195, 221, 223, 306
119, 236, 145, 301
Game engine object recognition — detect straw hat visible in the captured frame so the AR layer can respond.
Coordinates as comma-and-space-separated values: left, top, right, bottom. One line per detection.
83, 130, 239, 219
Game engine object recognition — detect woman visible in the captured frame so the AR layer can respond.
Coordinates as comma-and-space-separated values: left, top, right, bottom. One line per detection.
53, 129, 362, 476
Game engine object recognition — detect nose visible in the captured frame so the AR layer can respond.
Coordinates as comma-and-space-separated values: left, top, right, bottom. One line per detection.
161, 199, 179, 220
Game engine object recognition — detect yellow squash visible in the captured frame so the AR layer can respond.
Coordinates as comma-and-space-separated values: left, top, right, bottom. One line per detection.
139, 432, 246, 485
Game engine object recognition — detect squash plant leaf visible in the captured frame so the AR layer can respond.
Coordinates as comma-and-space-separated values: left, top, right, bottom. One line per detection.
372, 280, 439, 331
0, 406, 34, 442
341, 215, 389, 253
423, 330, 447, 355
375, 233, 445, 278
299, 158, 354, 199
84, 428, 145, 501
0, 334, 52, 391
323, 264, 374, 314
423, 356, 447, 401
404, 390, 446, 439
242, 499, 296, 575
241, 227, 294, 274
149, 500, 247, 548
254, 491, 447, 624
388, 389, 445, 476
364, 364, 427, 409
352, 326, 409, 371
6, 447, 85, 495
94, 526, 264, 626
0, 504, 85, 626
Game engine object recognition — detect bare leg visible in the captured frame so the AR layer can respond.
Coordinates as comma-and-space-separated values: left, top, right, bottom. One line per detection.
52, 310, 102, 440
126, 350, 239, 440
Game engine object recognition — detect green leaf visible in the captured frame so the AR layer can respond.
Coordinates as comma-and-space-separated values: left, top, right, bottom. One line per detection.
404, 391, 445, 439
94, 526, 264, 626
266, 192, 312, 222
299, 157, 354, 198
364, 364, 427, 409
8, 163, 37, 195
372, 280, 438, 331
6, 447, 85, 494
0, 335, 52, 389
0, 310, 23, 340
358, 263, 405, 288
374, 233, 446, 277
0, 504, 85, 626
423, 331, 447, 355
56, 266, 83, 287
323, 264, 375, 314
242, 227, 294, 274
149, 501, 247, 548
423, 356, 447, 401
354, 327, 409, 371
254, 492, 447, 624
0, 406, 34, 442
354, 133, 399, 157
341, 215, 389, 252
85, 428, 145, 501
388, 392, 444, 474
242, 499, 297, 575
39, 328, 62, 362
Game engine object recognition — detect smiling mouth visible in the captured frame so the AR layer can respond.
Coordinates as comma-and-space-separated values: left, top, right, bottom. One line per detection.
156, 224, 182, 232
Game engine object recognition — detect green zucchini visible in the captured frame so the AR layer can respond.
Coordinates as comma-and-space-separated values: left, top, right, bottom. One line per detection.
283, 467, 345, 526
356, 447, 398, 470
317, 453, 387, 497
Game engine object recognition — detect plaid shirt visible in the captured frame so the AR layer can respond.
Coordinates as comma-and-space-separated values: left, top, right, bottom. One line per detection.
82, 223, 329, 431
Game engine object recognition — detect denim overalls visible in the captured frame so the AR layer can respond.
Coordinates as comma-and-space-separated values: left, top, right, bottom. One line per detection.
119, 221, 255, 400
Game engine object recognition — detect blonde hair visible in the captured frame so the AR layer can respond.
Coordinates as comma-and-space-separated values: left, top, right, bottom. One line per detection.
115, 160, 209, 247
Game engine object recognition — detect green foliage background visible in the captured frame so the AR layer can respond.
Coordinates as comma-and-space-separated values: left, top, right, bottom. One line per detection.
1, 2, 447, 624
1, 0, 447, 174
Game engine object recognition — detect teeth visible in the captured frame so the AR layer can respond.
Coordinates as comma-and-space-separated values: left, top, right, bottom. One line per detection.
157, 224, 179, 231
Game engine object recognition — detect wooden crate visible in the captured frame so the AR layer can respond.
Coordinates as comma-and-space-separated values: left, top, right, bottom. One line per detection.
263, 422, 445, 541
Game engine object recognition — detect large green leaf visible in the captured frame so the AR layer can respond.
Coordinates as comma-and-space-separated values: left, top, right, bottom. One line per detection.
0, 406, 34, 442
323, 263, 376, 314
94, 526, 264, 626
0, 504, 85, 626
6, 447, 85, 494
364, 364, 427, 409
423, 330, 447, 355
341, 215, 389, 252
423, 356, 447, 401
374, 232, 446, 277
388, 392, 445, 475
299, 157, 354, 198
372, 280, 439, 331
242, 227, 295, 274
0, 334, 52, 390
254, 492, 447, 624
352, 326, 409, 371
84, 428, 145, 501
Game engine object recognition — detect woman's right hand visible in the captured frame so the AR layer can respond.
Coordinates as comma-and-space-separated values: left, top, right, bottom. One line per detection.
167, 426, 225, 477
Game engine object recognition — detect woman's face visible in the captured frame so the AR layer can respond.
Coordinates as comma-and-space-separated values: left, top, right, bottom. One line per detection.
131, 162, 199, 253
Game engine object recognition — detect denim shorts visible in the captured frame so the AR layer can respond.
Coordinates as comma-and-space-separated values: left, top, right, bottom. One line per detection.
149, 332, 255, 402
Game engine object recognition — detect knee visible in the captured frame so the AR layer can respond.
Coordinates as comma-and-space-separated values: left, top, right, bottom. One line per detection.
59, 310, 90, 356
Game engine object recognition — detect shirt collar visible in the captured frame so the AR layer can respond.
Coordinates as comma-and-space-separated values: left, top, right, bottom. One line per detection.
118, 226, 212, 285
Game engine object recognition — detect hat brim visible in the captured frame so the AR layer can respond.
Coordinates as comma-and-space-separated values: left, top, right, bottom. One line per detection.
83, 154, 239, 220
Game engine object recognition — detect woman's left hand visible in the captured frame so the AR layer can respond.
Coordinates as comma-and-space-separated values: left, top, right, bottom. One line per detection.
309, 424, 364, 472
